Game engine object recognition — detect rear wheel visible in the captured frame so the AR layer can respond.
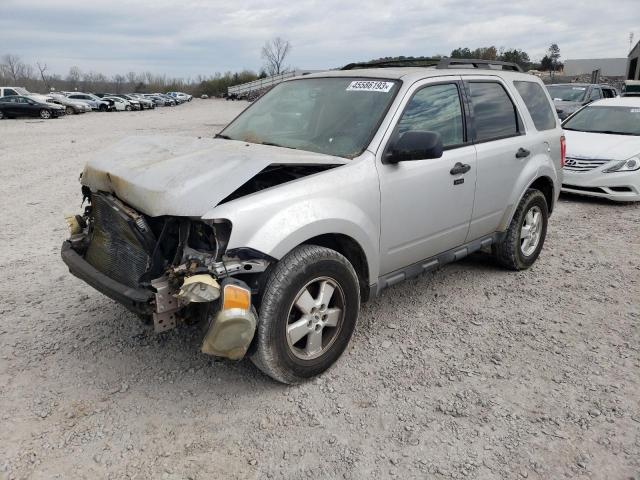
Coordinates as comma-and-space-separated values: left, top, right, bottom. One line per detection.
251, 245, 360, 384
39, 109, 51, 119
0, 110, 4, 119
494, 189, 548, 270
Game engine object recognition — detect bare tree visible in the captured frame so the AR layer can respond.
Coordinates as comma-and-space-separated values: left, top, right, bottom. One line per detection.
36, 62, 49, 89
2, 54, 24, 82
67, 66, 82, 85
261, 37, 292, 76
113, 74, 125, 93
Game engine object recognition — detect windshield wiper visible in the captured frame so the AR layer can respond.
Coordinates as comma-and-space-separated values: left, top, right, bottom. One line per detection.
215, 133, 231, 139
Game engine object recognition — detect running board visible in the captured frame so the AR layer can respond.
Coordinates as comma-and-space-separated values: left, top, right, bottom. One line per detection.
375, 234, 501, 295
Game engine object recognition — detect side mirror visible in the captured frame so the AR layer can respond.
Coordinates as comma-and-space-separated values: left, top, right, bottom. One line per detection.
384, 131, 444, 164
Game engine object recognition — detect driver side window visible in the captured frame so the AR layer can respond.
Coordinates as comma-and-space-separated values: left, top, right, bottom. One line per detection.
397, 83, 464, 148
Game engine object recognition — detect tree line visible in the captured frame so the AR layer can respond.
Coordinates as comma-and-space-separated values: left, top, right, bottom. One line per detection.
0, 53, 263, 97
367, 44, 563, 72
450, 44, 563, 71
0, 39, 293, 97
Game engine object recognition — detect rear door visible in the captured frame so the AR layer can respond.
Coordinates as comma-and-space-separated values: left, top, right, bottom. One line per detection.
463, 77, 535, 240
378, 77, 477, 275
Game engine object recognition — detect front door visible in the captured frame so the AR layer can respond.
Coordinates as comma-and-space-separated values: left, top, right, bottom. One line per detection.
378, 79, 477, 275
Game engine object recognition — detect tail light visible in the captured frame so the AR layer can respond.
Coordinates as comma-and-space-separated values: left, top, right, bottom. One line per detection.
560, 135, 566, 168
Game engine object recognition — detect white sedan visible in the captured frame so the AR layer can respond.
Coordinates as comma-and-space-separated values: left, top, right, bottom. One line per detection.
102, 96, 133, 111
562, 97, 640, 201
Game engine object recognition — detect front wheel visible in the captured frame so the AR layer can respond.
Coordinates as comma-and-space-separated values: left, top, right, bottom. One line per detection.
0, 110, 4, 119
251, 245, 360, 384
39, 109, 51, 119
125, 105, 132, 111
494, 189, 548, 270
65, 106, 74, 115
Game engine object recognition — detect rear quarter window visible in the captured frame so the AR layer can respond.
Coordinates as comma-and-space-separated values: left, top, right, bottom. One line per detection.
514, 81, 557, 131
467, 82, 522, 142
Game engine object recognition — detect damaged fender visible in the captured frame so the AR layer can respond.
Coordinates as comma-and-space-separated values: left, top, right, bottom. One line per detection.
203, 153, 381, 282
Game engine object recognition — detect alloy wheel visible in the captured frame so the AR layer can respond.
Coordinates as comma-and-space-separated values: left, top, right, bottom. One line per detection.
40, 109, 51, 119
520, 206, 543, 256
286, 277, 345, 360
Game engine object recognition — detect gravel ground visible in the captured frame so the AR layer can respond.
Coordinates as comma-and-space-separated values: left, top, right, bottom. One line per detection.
1, 100, 639, 480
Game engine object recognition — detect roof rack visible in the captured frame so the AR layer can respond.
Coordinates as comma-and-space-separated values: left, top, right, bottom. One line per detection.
341, 58, 441, 70
341, 57, 523, 72
436, 58, 523, 72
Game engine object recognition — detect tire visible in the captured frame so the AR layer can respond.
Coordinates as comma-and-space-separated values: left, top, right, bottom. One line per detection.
65, 106, 74, 115
99, 104, 107, 112
125, 105, 132, 111
494, 189, 548, 270
39, 109, 51, 119
250, 245, 360, 384
0, 110, 4, 119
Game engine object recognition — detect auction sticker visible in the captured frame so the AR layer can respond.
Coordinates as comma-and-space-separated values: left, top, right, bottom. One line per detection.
346, 81, 394, 92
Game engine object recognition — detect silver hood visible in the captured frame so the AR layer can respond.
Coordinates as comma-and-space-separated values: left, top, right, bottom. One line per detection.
81, 136, 347, 217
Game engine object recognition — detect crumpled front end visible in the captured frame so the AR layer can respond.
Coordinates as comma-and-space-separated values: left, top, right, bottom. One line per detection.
61, 188, 269, 360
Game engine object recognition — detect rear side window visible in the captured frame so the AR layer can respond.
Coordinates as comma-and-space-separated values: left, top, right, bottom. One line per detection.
467, 82, 520, 142
4, 89, 18, 96
514, 81, 557, 131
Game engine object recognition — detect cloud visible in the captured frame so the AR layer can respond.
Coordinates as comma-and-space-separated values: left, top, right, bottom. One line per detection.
1, 0, 637, 78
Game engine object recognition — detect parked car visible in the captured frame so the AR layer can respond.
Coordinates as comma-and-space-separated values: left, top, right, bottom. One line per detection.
0, 95, 65, 119
142, 94, 166, 106
61, 59, 562, 383
107, 94, 141, 111
46, 93, 92, 115
167, 91, 192, 102
65, 92, 113, 111
561, 97, 640, 201
621, 80, 640, 97
101, 96, 132, 111
156, 93, 177, 106
200, 94, 209, 99
547, 83, 618, 119
127, 93, 155, 109
1, 86, 53, 104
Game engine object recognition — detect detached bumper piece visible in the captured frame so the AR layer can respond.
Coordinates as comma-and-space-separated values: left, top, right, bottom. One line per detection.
61, 241, 154, 315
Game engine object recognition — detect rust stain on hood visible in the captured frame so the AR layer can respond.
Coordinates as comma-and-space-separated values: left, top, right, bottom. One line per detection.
81, 136, 347, 217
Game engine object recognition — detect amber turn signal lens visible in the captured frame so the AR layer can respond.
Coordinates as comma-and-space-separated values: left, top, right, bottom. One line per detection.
222, 284, 251, 311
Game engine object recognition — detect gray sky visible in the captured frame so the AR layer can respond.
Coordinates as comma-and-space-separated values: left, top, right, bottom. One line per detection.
2, 0, 637, 79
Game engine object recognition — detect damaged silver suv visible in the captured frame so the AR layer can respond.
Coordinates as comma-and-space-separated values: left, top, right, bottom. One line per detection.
62, 58, 563, 384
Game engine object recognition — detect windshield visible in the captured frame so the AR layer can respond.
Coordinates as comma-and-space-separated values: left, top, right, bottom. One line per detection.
563, 106, 640, 135
15, 87, 30, 95
547, 85, 587, 102
221, 77, 400, 158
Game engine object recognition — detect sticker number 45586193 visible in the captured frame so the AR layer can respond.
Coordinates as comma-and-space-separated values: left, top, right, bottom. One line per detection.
346, 81, 394, 93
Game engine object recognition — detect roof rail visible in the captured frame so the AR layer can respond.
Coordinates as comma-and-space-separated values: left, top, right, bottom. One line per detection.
436, 58, 523, 72
341, 58, 441, 70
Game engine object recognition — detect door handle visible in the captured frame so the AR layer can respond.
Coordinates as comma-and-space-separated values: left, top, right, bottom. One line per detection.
450, 162, 471, 175
515, 148, 530, 158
